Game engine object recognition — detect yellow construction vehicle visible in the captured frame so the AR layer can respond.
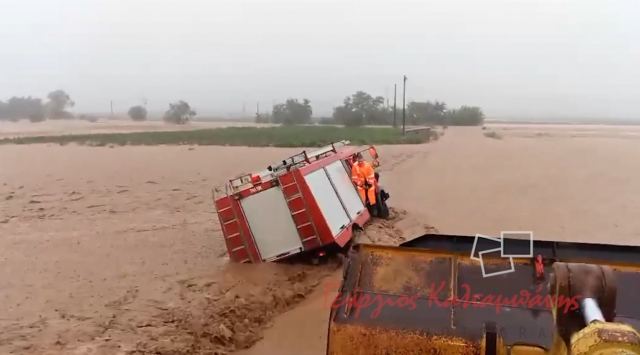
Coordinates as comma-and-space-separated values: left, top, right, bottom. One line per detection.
327, 234, 640, 354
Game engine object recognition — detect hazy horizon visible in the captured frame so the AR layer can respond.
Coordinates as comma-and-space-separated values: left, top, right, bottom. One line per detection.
1, 0, 639, 120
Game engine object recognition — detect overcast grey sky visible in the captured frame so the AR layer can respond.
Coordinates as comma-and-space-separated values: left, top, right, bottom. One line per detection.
1, 0, 638, 119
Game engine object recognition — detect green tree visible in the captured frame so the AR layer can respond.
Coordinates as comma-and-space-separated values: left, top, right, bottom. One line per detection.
333, 105, 363, 127
128, 105, 148, 121
46, 90, 74, 119
163, 100, 196, 124
271, 98, 312, 125
332, 91, 389, 126
445, 106, 485, 126
255, 112, 272, 123
407, 100, 447, 125
0, 97, 45, 122
0, 101, 7, 121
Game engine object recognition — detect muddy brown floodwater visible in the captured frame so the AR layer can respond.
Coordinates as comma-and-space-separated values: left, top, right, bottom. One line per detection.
1, 125, 640, 354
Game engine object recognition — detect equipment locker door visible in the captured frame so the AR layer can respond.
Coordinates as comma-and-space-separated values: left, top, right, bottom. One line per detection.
324, 160, 365, 221
304, 169, 350, 237
240, 187, 303, 260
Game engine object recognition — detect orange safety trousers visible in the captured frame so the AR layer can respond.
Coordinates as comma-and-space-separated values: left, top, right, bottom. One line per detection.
351, 161, 376, 205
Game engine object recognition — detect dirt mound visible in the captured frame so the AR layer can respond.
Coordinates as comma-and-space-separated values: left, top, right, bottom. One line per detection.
128, 262, 340, 354
358, 207, 438, 245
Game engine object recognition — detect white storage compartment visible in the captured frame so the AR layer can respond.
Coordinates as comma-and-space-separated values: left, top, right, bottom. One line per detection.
304, 168, 351, 237
240, 186, 303, 260
324, 160, 365, 221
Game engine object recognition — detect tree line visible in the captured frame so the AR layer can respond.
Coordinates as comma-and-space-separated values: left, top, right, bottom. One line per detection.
0, 90, 75, 122
129, 101, 196, 124
2, 89, 483, 127
256, 90, 484, 127
0, 90, 196, 125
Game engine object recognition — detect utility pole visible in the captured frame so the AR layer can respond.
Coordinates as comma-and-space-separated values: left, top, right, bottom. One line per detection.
110, 100, 114, 119
402, 75, 407, 135
385, 86, 389, 110
393, 84, 397, 128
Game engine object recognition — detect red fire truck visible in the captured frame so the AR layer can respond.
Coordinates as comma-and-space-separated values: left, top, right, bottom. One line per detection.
213, 141, 381, 263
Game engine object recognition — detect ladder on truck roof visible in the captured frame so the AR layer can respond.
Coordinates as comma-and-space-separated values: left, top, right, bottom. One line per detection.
225, 140, 351, 194
269, 140, 351, 174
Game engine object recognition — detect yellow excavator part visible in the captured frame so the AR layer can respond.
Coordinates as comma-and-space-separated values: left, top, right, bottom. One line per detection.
572, 322, 640, 355
326, 234, 640, 355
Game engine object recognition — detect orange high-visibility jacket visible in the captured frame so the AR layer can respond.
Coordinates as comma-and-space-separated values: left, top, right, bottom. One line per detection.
351, 161, 375, 186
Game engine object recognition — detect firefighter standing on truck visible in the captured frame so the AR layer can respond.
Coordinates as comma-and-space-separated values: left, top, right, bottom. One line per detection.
351, 153, 376, 206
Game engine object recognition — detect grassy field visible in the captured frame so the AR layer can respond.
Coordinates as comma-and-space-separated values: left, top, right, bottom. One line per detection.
0, 126, 433, 147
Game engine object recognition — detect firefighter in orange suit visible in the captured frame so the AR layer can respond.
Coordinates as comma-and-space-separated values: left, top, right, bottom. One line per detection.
351, 153, 377, 205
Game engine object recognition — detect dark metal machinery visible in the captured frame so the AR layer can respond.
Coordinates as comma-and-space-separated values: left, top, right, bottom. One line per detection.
327, 234, 640, 354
